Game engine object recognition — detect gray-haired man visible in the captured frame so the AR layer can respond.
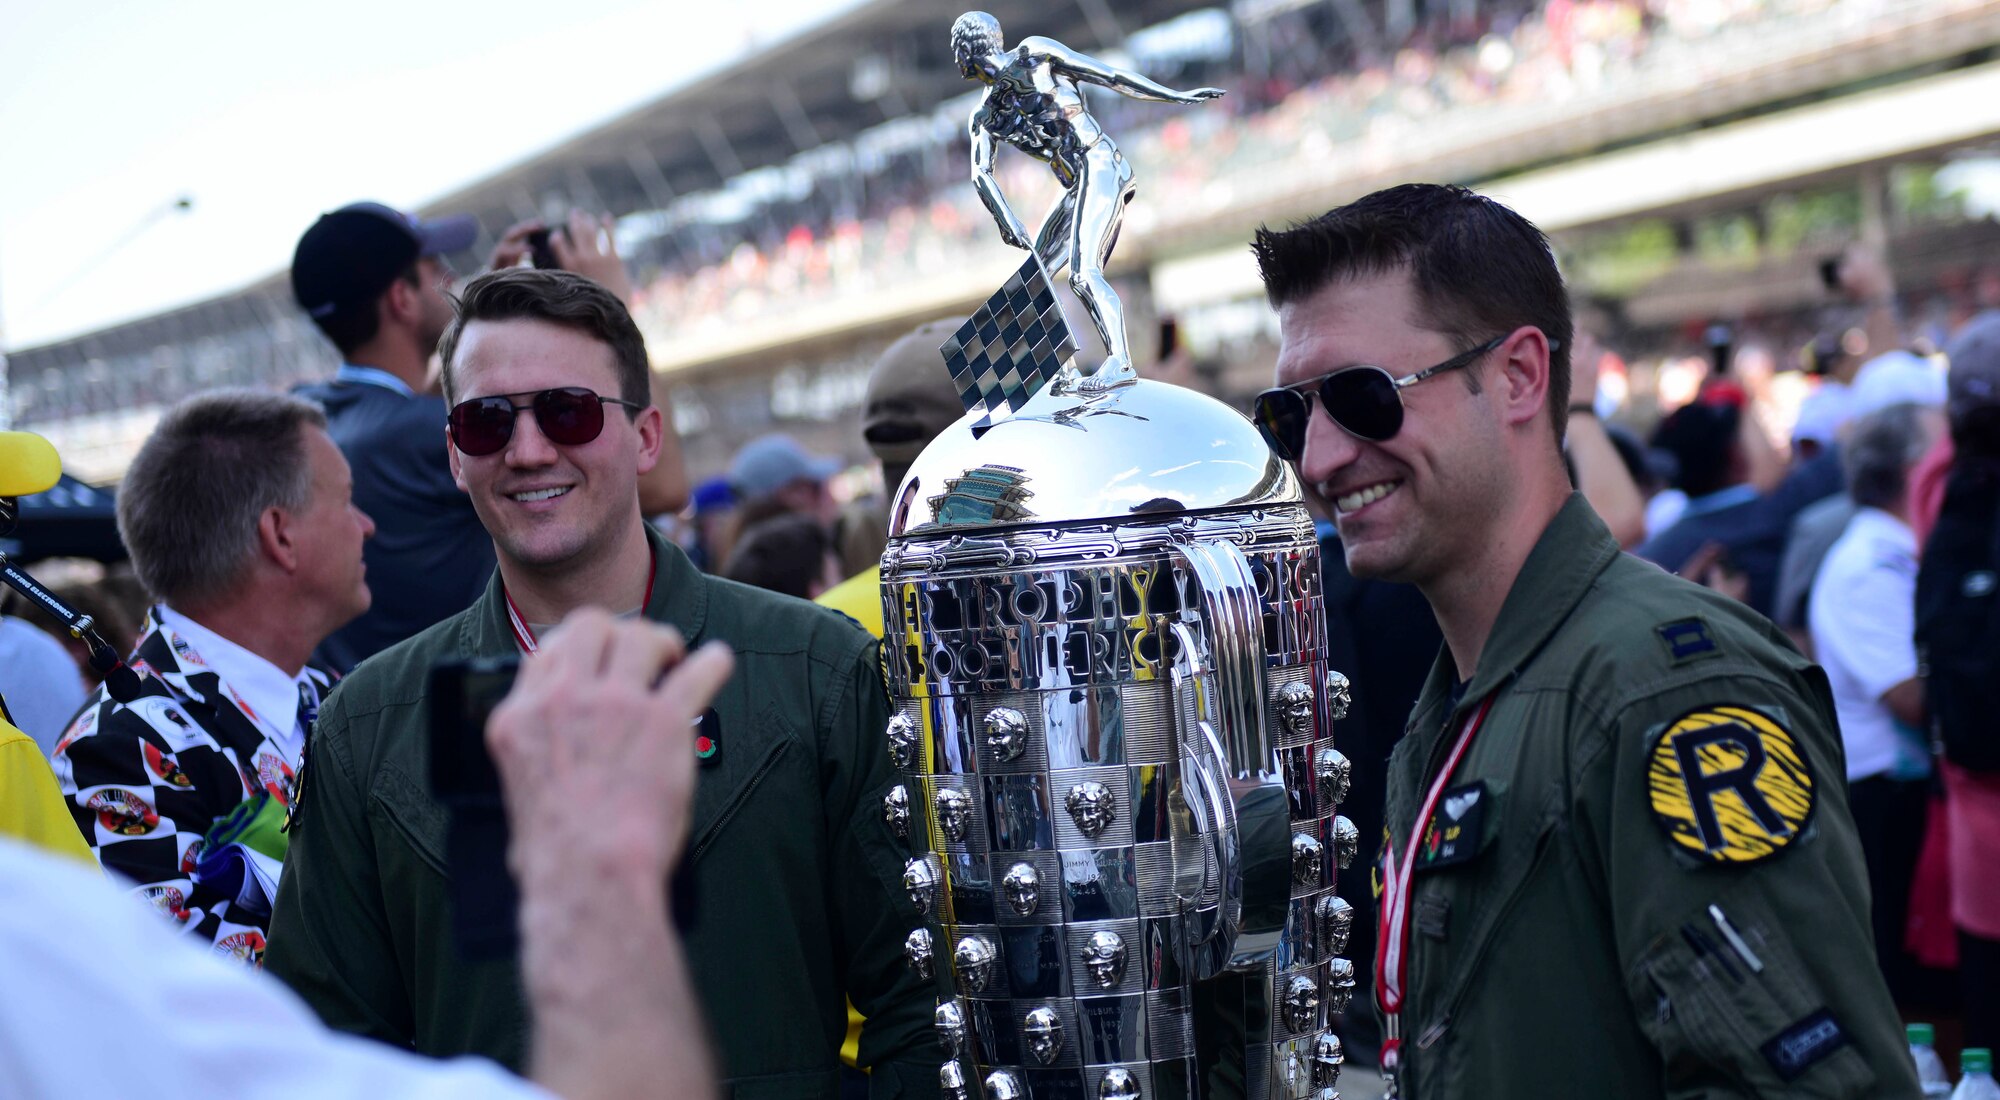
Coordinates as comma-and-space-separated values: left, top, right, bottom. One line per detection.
52, 390, 374, 963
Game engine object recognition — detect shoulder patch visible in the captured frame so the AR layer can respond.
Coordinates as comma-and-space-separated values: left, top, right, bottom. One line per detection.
1656, 618, 1719, 664
1646, 704, 1814, 864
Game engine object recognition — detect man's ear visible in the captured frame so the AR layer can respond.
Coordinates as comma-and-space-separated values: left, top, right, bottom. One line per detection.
257, 505, 301, 575
1496, 325, 1552, 432
382, 277, 420, 329
632, 405, 664, 477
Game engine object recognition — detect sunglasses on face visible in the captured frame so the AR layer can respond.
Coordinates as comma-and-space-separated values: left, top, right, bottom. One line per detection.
448, 387, 644, 457
1254, 334, 1545, 456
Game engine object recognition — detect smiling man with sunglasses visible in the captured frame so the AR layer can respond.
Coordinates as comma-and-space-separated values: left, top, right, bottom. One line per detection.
267, 269, 936, 1096
1252, 184, 1910, 1100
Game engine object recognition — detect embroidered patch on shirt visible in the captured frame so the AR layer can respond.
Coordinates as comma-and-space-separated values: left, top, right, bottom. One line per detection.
1646, 704, 1815, 864
1416, 780, 1488, 870
1760, 1009, 1848, 1081
1656, 618, 1719, 664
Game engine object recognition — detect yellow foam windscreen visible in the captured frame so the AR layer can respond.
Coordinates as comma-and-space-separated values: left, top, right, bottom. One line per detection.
0, 431, 63, 497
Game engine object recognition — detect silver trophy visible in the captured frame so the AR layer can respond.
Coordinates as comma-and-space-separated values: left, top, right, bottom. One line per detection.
874, 17, 1355, 1099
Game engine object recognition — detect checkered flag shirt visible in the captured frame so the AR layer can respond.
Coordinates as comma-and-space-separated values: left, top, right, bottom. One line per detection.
940, 254, 1079, 434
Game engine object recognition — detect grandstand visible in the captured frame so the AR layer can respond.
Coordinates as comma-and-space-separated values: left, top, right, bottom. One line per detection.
12, 0, 2000, 484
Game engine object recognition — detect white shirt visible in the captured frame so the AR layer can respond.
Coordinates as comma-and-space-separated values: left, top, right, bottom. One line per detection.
1808, 507, 1926, 781
0, 616, 87, 758
156, 606, 314, 762
0, 838, 550, 1099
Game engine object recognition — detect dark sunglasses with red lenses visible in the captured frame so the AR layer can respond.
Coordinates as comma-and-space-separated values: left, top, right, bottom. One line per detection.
1253, 335, 1552, 458
448, 387, 645, 457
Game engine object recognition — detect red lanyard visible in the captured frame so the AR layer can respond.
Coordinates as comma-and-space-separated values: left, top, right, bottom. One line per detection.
503, 547, 657, 654
1377, 693, 1496, 1070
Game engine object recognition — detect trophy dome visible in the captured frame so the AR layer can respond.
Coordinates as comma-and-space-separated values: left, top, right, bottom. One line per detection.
888, 377, 1300, 537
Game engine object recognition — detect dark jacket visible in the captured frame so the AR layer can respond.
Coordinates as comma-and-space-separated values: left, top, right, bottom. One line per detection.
1384, 495, 1914, 1099
266, 529, 936, 1097
293, 378, 494, 672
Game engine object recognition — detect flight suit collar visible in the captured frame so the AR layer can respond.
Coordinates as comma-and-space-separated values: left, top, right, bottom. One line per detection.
1413, 492, 1621, 732
459, 524, 711, 656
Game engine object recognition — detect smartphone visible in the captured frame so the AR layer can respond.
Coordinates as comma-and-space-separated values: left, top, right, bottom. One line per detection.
430, 655, 518, 804
1818, 255, 1843, 293
427, 654, 697, 960
527, 225, 563, 270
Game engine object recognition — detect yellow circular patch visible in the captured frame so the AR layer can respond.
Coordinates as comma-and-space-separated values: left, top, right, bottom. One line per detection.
1646, 705, 1814, 863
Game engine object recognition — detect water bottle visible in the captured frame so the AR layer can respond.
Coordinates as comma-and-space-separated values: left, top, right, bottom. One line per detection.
1910, 1024, 1950, 1097
1954, 1048, 1999, 1100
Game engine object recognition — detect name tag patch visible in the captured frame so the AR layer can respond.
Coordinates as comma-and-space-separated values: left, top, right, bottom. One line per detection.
1760, 1009, 1848, 1081
1647, 705, 1815, 864
1416, 780, 1488, 870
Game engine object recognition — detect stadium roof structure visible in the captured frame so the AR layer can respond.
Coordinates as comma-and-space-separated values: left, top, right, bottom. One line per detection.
418, 0, 1216, 251
5, 0, 1208, 368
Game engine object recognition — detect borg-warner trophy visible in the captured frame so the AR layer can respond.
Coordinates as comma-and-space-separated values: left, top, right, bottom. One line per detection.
876, 14, 1357, 1100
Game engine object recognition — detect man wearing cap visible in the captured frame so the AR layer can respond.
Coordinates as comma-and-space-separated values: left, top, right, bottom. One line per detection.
728, 434, 843, 535
291, 202, 490, 673
817, 319, 968, 636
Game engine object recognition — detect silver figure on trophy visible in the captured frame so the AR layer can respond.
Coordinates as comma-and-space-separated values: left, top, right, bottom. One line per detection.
877, 18, 1356, 1099
952, 11, 1221, 391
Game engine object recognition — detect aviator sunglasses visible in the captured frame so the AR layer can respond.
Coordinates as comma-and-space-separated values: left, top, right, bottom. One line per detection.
448, 387, 644, 457
1253, 334, 1557, 456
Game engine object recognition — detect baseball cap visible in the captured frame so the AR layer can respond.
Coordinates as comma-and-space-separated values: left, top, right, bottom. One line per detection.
728, 434, 841, 500
1849, 349, 1947, 418
1945, 310, 2000, 423
863, 318, 969, 468
1791, 383, 1855, 448
291, 202, 479, 320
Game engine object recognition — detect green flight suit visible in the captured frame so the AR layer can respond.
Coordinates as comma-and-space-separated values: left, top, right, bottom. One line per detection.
266, 528, 935, 1098
1380, 494, 1917, 1099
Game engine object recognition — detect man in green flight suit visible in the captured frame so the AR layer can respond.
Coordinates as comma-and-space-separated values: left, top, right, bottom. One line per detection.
1248, 184, 1917, 1098
266, 269, 935, 1097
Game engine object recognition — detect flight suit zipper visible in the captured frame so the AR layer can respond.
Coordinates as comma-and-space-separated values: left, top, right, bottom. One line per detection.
1411, 815, 1562, 1061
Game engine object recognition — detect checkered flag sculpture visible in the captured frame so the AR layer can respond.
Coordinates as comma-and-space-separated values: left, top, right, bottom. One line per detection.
940, 254, 1079, 434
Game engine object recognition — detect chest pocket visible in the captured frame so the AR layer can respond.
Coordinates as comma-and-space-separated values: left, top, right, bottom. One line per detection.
687, 701, 799, 864
1631, 888, 1874, 1095
1411, 778, 1565, 1006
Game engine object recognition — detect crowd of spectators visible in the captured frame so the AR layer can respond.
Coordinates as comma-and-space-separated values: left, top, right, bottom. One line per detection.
623, 0, 1915, 354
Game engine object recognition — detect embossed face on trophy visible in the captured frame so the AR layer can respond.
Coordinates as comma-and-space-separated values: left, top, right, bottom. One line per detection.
1065, 781, 1115, 838
1275, 680, 1315, 740
935, 1000, 967, 1057
884, 784, 910, 839
955, 934, 998, 992
1082, 929, 1127, 989
935, 787, 972, 842
1311, 1031, 1344, 1087
1283, 974, 1321, 1032
1314, 747, 1352, 807
886, 712, 919, 769
1023, 1006, 1064, 1065
905, 927, 934, 978
903, 856, 940, 916
1002, 861, 1040, 916
984, 705, 1028, 761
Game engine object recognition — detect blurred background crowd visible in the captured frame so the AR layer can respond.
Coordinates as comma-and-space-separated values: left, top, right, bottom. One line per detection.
7, 0, 2000, 1089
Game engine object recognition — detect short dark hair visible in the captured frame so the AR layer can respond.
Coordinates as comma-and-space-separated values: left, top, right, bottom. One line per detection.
438, 269, 651, 408
722, 514, 832, 601
1846, 402, 1932, 510
118, 390, 327, 606
1651, 401, 1740, 499
309, 263, 420, 357
1251, 183, 1573, 443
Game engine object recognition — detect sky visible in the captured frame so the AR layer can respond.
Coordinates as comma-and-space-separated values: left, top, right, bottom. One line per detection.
0, 0, 849, 350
